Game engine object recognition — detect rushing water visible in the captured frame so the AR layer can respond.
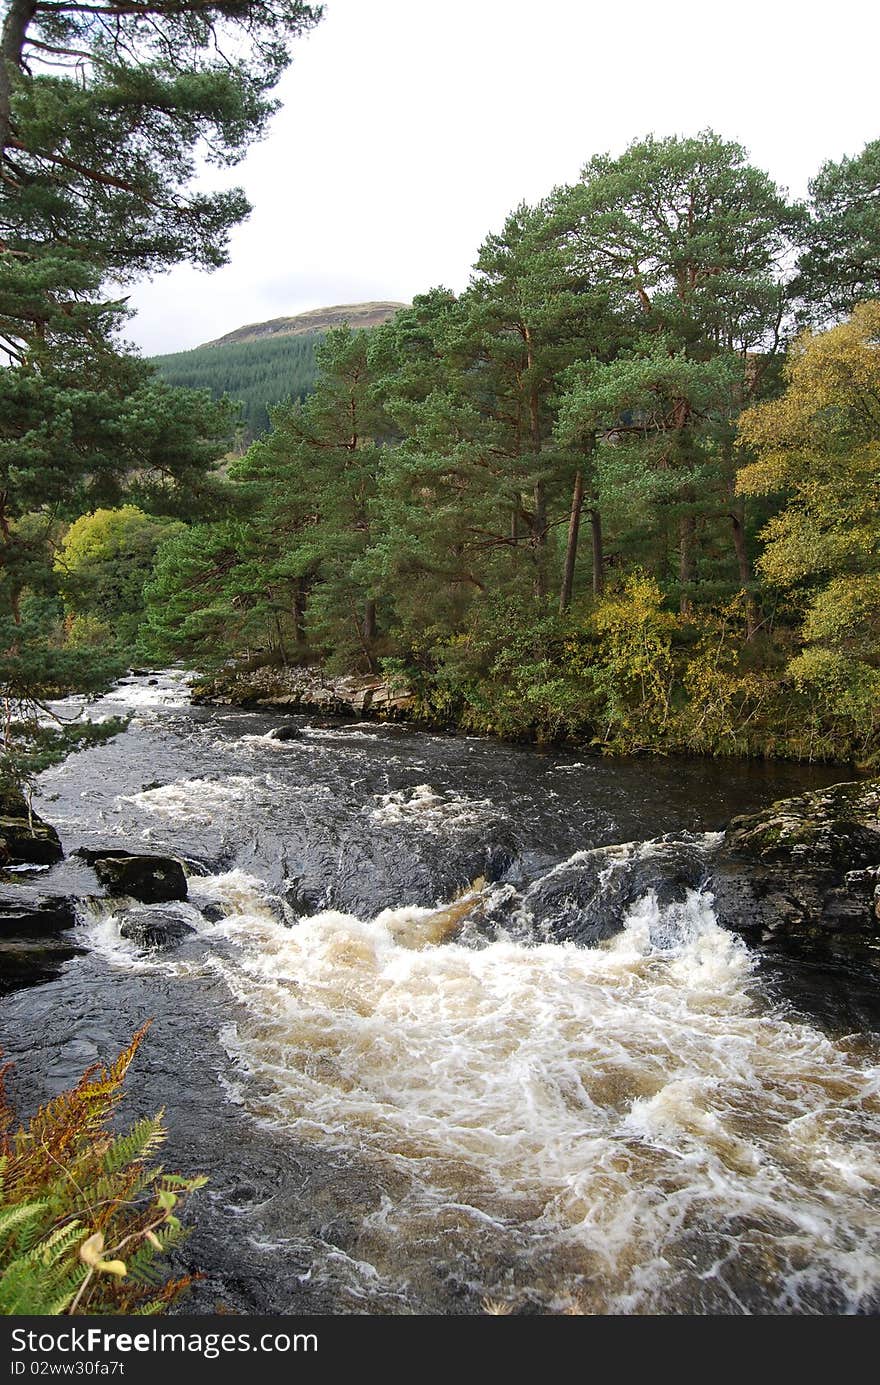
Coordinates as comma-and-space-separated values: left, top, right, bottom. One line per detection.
2, 671, 879, 1315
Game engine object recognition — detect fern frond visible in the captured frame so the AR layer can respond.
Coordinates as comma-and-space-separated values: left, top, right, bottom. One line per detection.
0, 1027, 204, 1317
0, 1198, 48, 1246
103, 1116, 166, 1179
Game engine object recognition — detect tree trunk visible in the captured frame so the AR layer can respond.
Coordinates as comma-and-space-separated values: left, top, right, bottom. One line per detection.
533, 478, 547, 601
523, 328, 547, 602
730, 508, 758, 639
0, 0, 35, 157
363, 598, 376, 644
679, 513, 696, 615
590, 507, 604, 598
559, 468, 584, 614
292, 577, 306, 646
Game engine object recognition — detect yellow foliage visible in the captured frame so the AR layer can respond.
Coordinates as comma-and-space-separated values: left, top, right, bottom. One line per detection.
734, 303, 880, 724
737, 299, 880, 496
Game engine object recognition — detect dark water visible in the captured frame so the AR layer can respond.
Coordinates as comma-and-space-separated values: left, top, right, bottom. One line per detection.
2, 672, 878, 1315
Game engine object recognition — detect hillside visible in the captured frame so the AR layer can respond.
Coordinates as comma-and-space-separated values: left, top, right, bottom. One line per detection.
151, 301, 405, 438
203, 300, 406, 347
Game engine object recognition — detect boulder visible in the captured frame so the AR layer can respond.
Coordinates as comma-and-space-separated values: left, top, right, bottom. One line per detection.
119, 908, 196, 950
524, 835, 711, 945
0, 885, 77, 936
284, 876, 327, 918
0, 790, 63, 866
270, 725, 302, 742
200, 903, 227, 923
192, 665, 416, 722
712, 778, 880, 940
76, 848, 188, 904
0, 937, 86, 995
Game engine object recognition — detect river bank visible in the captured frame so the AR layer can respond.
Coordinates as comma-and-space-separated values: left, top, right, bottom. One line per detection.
189, 660, 876, 768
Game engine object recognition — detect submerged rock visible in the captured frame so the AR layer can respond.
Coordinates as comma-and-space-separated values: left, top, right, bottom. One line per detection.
712, 778, 880, 940
0, 937, 86, 994
0, 876, 81, 993
119, 907, 196, 950
77, 848, 188, 904
0, 790, 63, 866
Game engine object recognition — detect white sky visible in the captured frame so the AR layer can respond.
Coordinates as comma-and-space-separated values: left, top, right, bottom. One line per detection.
126, 0, 880, 356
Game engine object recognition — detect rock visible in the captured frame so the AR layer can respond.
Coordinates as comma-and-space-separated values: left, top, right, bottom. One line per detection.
712, 778, 880, 939
200, 903, 227, 923
270, 725, 301, 742
76, 848, 188, 903
0, 790, 63, 866
482, 842, 518, 884
119, 908, 196, 950
524, 836, 710, 945
284, 877, 327, 918
0, 884, 77, 936
191, 665, 415, 723
0, 874, 82, 993
0, 937, 86, 994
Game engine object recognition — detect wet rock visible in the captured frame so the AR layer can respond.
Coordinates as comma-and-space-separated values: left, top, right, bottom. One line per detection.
284, 876, 327, 918
270, 725, 302, 742
0, 936, 86, 994
524, 836, 710, 945
482, 841, 518, 884
0, 790, 63, 866
712, 778, 880, 940
119, 908, 196, 950
0, 885, 77, 936
76, 849, 188, 904
200, 903, 227, 924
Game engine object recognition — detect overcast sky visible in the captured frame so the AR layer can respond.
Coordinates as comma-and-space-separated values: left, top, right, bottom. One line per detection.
126, 0, 880, 356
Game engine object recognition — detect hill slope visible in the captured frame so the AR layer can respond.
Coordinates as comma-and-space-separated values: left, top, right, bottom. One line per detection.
203, 300, 406, 347
151, 301, 405, 438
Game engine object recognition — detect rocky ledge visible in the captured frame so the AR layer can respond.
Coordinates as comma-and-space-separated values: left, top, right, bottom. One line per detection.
712, 777, 880, 940
190, 664, 415, 721
0, 789, 63, 866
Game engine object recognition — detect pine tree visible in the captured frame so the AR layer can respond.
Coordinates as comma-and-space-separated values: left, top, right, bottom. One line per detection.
553, 132, 796, 623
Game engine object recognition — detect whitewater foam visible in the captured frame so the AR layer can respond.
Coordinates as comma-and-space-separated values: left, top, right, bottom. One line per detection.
368, 783, 499, 832
195, 878, 880, 1313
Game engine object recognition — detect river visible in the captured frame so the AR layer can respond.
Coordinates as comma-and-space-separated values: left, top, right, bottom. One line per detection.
2, 670, 879, 1315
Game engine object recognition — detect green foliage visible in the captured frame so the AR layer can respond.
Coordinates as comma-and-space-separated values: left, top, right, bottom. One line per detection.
0, 1025, 206, 1315
798, 139, 880, 320
0, 0, 320, 789
55, 506, 184, 652
140, 518, 274, 667
736, 302, 880, 759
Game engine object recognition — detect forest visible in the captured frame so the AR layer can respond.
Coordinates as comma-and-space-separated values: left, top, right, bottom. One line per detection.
151, 330, 319, 438
133, 131, 880, 763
